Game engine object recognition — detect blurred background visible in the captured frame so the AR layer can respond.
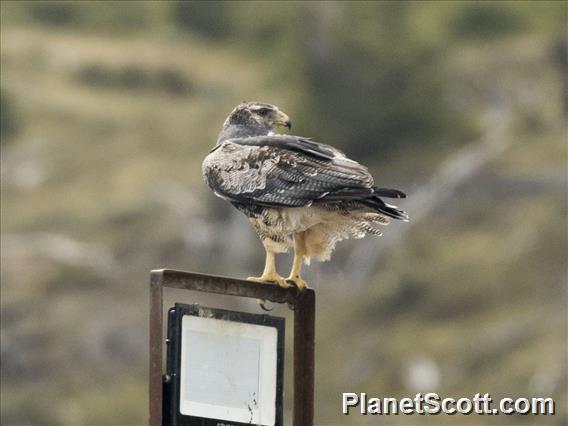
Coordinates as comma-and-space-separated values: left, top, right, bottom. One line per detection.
1, 1, 566, 425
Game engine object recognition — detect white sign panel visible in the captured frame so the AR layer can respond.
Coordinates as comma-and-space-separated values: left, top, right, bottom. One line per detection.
180, 315, 278, 425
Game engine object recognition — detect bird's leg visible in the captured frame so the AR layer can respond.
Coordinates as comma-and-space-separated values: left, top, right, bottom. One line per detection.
287, 232, 308, 290
248, 249, 290, 288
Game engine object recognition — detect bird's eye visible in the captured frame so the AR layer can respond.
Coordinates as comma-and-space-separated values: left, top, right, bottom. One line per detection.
256, 108, 271, 116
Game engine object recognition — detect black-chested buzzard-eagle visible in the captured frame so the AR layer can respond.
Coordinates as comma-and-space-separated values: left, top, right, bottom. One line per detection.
202, 102, 408, 290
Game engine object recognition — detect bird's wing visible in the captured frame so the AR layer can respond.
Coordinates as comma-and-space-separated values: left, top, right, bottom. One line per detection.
202, 136, 374, 207
229, 134, 347, 161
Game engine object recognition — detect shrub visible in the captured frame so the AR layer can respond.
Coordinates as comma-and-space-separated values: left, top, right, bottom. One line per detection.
0, 90, 19, 143
28, 1, 80, 27
450, 2, 526, 40
172, 0, 233, 39
74, 63, 192, 97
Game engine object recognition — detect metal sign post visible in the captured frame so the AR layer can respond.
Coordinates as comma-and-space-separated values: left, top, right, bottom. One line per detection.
149, 269, 315, 426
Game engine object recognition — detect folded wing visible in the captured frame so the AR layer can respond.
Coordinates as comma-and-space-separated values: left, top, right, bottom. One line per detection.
202, 135, 375, 208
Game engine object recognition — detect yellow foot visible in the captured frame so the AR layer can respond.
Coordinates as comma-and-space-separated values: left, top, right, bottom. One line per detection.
248, 274, 291, 288
286, 275, 308, 290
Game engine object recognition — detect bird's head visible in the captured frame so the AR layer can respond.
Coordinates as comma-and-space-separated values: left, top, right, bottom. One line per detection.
218, 102, 291, 144
226, 101, 292, 131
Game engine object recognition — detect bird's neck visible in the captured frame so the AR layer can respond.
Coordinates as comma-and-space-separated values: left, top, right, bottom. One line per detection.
217, 123, 269, 145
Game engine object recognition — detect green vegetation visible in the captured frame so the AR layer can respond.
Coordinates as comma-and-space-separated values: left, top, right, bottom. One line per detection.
1, 1, 566, 425
0, 89, 18, 142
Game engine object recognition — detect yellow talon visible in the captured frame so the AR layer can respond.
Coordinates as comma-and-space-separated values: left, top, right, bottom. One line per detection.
247, 249, 290, 289
286, 275, 308, 290
248, 274, 291, 288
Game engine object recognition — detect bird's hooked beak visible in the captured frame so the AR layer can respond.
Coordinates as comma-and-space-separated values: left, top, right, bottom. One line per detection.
274, 110, 292, 129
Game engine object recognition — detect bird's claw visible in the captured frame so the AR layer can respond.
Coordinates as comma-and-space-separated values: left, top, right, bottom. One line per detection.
247, 274, 291, 288
257, 299, 273, 311
286, 275, 308, 291
248, 274, 290, 311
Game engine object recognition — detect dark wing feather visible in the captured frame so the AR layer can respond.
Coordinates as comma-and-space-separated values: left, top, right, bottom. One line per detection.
372, 187, 406, 199
229, 135, 345, 161
202, 136, 374, 208
250, 150, 373, 206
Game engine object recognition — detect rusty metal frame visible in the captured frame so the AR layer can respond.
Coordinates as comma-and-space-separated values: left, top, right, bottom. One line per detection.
149, 269, 315, 426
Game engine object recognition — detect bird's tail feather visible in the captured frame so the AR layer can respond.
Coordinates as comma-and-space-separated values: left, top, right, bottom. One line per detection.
362, 188, 409, 221
372, 187, 406, 199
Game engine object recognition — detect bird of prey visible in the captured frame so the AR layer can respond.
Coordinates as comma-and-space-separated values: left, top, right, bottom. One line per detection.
202, 102, 408, 290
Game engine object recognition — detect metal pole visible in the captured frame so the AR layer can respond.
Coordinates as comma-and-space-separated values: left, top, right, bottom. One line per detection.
149, 272, 163, 426
293, 289, 315, 426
